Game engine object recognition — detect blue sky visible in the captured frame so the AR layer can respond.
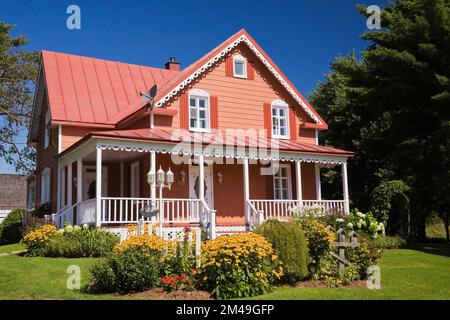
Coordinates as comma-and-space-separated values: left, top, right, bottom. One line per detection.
0, 0, 387, 173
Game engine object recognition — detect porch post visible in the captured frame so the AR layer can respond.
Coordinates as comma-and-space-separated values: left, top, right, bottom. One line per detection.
67, 162, 73, 223
243, 158, 250, 226
199, 154, 205, 203
95, 147, 102, 227
150, 152, 156, 203
315, 163, 322, 200
295, 160, 303, 206
342, 162, 350, 214
76, 157, 82, 224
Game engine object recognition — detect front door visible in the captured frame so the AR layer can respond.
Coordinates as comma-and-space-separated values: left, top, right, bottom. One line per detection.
83, 166, 108, 200
189, 164, 213, 209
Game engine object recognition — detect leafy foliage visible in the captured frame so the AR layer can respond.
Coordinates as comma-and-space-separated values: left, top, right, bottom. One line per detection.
199, 233, 283, 299
255, 219, 308, 282
309, 0, 450, 240
370, 180, 410, 225
0, 208, 25, 244
0, 22, 39, 173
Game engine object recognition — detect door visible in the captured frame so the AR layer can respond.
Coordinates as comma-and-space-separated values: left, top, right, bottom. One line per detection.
83, 166, 108, 200
189, 164, 213, 209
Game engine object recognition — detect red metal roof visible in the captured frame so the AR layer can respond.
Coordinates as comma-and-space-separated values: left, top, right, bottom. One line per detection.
87, 128, 353, 157
42, 50, 179, 126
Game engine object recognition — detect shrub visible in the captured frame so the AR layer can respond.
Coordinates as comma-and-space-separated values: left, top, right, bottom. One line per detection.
199, 233, 283, 299
161, 271, 196, 292
346, 236, 383, 278
90, 247, 161, 293
346, 210, 385, 239
22, 224, 58, 256
373, 235, 406, 249
255, 219, 308, 282
115, 234, 166, 256
312, 254, 360, 286
31, 203, 51, 219
0, 208, 25, 245
45, 227, 119, 257
297, 217, 334, 275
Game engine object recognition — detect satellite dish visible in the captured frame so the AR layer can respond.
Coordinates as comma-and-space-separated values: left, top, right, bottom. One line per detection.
139, 84, 158, 107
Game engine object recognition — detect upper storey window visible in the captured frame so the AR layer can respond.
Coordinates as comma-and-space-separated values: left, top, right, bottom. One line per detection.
44, 110, 51, 149
271, 100, 290, 139
189, 89, 210, 132
233, 55, 247, 78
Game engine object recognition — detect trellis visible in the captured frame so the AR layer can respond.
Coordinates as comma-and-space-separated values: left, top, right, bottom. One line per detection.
327, 227, 360, 279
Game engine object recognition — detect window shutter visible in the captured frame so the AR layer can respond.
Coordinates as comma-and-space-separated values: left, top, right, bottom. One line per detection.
225, 56, 233, 77
210, 96, 219, 129
263, 102, 272, 139
179, 92, 189, 129
289, 108, 297, 140
247, 61, 255, 80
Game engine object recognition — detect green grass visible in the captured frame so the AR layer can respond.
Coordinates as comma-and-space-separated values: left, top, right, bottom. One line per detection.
0, 243, 26, 254
0, 243, 449, 300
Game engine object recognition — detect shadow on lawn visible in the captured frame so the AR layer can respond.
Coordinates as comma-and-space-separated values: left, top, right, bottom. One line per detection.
408, 242, 450, 258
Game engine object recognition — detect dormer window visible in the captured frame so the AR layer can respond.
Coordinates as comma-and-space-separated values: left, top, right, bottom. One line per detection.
233, 55, 247, 78
271, 100, 290, 139
189, 89, 210, 132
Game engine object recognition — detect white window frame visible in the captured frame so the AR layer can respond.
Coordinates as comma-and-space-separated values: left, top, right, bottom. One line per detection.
189, 89, 210, 133
273, 164, 292, 200
44, 110, 51, 149
41, 167, 51, 204
130, 161, 140, 198
271, 99, 290, 139
233, 54, 247, 79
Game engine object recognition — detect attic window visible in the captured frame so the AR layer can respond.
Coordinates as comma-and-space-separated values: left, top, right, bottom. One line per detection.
44, 110, 51, 149
233, 55, 247, 78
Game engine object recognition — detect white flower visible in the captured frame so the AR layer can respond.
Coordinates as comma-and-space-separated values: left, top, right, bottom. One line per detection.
377, 222, 384, 231
336, 218, 344, 223
347, 222, 353, 229
356, 222, 362, 228
83, 224, 89, 229
57, 228, 65, 234
64, 225, 74, 233
74, 225, 81, 231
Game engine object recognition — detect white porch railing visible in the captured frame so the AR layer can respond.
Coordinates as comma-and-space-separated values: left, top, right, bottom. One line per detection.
100, 197, 203, 225
249, 199, 346, 223
77, 198, 96, 225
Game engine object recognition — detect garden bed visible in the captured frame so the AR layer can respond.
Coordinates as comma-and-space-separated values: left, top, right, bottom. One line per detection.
127, 288, 211, 300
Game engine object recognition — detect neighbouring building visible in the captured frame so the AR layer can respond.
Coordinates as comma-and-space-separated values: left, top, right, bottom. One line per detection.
0, 174, 27, 223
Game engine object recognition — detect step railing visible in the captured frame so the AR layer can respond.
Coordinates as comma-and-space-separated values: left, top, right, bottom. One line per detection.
100, 197, 202, 225
200, 199, 217, 239
247, 200, 264, 230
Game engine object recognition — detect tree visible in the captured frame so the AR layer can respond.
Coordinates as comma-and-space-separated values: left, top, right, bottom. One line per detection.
0, 22, 39, 174
309, 0, 450, 240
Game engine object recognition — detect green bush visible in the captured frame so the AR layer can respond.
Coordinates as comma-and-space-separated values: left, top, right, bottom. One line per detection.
90, 247, 161, 293
31, 203, 51, 219
45, 226, 119, 258
373, 235, 406, 249
346, 236, 383, 278
255, 219, 308, 282
0, 208, 25, 245
312, 254, 360, 286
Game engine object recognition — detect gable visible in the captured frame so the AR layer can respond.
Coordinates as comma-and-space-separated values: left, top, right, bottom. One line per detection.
117, 29, 327, 130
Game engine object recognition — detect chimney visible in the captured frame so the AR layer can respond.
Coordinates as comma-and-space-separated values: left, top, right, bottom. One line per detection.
165, 57, 180, 71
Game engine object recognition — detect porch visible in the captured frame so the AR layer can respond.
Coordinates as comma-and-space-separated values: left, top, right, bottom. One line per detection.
52, 133, 351, 237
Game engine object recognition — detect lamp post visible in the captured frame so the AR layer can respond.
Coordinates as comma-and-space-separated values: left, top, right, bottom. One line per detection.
147, 166, 174, 233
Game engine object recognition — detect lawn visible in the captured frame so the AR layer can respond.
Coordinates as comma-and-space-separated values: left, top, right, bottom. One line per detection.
0, 243, 449, 300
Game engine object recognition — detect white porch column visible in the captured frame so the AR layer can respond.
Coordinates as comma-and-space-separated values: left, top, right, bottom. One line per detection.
342, 162, 350, 214
295, 161, 303, 205
150, 152, 156, 203
199, 154, 205, 203
315, 163, 322, 201
95, 147, 102, 227
243, 158, 250, 225
76, 158, 82, 224
57, 163, 61, 211
67, 162, 72, 206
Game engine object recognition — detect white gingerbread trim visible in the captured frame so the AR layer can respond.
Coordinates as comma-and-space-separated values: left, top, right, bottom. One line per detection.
153, 34, 322, 125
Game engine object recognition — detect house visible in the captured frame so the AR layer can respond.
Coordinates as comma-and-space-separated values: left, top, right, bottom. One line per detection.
27, 29, 353, 237
0, 174, 27, 223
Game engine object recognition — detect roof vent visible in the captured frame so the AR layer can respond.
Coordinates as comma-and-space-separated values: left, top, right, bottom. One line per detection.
165, 57, 180, 71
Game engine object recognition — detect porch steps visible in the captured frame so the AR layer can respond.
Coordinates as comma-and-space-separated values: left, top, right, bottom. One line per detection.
215, 225, 248, 236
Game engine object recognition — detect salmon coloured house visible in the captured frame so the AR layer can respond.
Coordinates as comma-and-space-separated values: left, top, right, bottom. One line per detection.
27, 29, 353, 237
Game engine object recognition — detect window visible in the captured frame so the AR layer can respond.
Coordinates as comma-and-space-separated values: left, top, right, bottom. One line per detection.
189, 89, 210, 132
271, 100, 290, 139
233, 55, 247, 78
44, 110, 51, 149
273, 165, 291, 200
130, 161, 140, 197
41, 167, 51, 204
